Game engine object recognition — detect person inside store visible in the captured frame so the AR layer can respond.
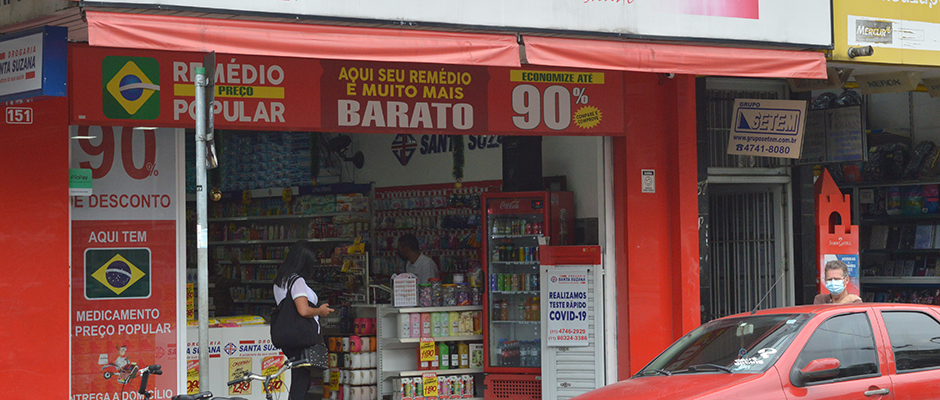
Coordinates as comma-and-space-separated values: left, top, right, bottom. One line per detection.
814, 260, 863, 304
397, 233, 440, 283
273, 241, 336, 400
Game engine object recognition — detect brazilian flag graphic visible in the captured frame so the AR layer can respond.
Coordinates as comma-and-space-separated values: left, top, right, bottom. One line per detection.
85, 248, 151, 299
102, 56, 161, 120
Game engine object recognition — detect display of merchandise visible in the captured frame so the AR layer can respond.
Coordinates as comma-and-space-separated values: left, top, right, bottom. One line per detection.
215, 131, 315, 192
841, 148, 940, 298
372, 181, 500, 297
482, 191, 574, 373
324, 322, 379, 400
206, 182, 372, 321
375, 305, 484, 399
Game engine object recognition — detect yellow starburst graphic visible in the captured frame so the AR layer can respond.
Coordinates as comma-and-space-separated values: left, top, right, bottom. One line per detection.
90, 253, 146, 295
574, 106, 603, 129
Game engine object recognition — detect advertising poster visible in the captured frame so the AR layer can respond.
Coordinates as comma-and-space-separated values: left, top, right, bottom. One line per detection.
726, 99, 807, 159
70, 46, 625, 137
71, 126, 180, 399
185, 326, 287, 399
487, 67, 623, 135
69, 44, 323, 131
545, 267, 590, 347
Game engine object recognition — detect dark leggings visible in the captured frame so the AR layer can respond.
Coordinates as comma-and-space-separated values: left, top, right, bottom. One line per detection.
281, 347, 311, 400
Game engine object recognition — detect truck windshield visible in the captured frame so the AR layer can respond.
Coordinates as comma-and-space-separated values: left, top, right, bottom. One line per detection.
637, 313, 811, 376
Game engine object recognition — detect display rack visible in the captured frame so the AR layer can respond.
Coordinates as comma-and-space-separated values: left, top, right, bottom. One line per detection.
375, 305, 484, 399
844, 179, 940, 303
371, 181, 501, 292
207, 183, 373, 318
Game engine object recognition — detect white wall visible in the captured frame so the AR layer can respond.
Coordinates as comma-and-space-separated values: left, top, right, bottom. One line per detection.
351, 133, 601, 218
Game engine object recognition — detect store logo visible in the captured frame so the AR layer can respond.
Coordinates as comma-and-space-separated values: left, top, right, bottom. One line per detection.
103, 56, 161, 120
856, 20, 892, 44
551, 276, 558, 283
85, 248, 151, 299
224, 342, 238, 356
391, 134, 418, 166
499, 200, 521, 210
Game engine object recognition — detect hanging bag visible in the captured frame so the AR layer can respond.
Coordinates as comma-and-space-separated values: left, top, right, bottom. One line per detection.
270, 275, 323, 350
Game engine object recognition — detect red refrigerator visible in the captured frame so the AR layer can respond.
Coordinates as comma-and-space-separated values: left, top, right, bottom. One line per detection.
481, 191, 574, 376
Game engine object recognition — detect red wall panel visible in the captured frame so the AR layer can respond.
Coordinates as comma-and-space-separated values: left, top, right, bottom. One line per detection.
0, 97, 70, 397
614, 73, 700, 378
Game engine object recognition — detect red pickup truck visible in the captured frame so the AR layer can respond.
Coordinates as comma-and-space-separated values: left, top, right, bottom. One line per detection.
575, 303, 940, 400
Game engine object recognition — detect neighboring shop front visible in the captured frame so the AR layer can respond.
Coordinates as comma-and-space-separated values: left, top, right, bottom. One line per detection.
796, 1, 940, 306
0, 1, 830, 398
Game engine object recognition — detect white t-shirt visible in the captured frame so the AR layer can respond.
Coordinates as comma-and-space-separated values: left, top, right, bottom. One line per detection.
273, 275, 320, 333
406, 254, 439, 284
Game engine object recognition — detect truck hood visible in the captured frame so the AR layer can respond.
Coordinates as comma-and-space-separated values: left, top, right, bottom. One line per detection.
571, 373, 776, 400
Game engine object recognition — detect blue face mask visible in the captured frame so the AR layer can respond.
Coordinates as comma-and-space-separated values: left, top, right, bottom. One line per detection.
826, 279, 846, 295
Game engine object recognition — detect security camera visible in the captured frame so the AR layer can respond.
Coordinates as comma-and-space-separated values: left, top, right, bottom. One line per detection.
663, 73, 675, 79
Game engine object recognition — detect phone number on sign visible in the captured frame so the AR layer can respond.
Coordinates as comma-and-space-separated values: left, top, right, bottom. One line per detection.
734, 144, 791, 155
556, 328, 586, 335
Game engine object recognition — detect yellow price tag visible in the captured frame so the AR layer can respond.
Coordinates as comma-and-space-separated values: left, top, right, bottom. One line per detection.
422, 372, 439, 398
329, 368, 340, 391
419, 337, 436, 363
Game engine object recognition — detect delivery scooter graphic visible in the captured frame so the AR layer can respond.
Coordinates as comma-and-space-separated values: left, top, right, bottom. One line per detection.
99, 345, 139, 384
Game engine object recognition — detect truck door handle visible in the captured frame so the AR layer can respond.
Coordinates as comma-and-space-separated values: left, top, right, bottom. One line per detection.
864, 388, 890, 396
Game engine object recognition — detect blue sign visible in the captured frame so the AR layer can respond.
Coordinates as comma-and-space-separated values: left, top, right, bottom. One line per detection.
0, 25, 67, 103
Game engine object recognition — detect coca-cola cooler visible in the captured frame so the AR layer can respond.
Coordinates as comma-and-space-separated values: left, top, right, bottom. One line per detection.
481, 191, 574, 379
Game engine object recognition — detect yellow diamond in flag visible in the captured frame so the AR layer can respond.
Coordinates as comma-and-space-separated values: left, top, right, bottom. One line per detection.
91, 253, 146, 295
106, 61, 159, 115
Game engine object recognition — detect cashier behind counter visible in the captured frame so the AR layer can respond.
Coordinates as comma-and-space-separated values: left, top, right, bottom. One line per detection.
397, 233, 439, 283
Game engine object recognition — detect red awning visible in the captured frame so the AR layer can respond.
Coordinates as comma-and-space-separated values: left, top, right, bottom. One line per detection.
85, 11, 521, 67
523, 36, 827, 79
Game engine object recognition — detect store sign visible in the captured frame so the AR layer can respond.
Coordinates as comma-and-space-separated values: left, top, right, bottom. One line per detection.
726, 99, 807, 159
70, 168, 93, 196
853, 71, 922, 95
70, 46, 625, 136
834, 0, 940, 64
84, 0, 830, 46
788, 67, 853, 93
545, 268, 589, 347
0, 25, 67, 102
70, 126, 180, 399
924, 77, 940, 97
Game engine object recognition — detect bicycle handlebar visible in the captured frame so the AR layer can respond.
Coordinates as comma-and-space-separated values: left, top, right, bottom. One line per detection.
138, 365, 163, 397
225, 357, 311, 388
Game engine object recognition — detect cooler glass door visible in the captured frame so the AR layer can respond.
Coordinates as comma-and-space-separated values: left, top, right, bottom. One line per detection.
483, 193, 546, 372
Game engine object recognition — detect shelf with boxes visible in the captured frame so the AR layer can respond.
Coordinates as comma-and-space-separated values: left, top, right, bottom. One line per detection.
846, 175, 940, 303
371, 182, 500, 289
375, 305, 484, 399
206, 183, 373, 317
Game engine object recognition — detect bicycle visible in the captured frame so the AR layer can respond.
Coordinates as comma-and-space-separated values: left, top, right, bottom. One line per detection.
136, 364, 248, 400
226, 357, 312, 400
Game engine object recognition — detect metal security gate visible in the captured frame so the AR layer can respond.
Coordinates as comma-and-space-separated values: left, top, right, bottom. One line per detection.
700, 78, 795, 322
707, 184, 789, 319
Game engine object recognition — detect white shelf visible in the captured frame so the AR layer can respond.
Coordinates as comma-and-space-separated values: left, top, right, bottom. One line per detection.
209, 211, 369, 222
489, 234, 543, 239
381, 305, 483, 316
209, 237, 355, 245
386, 368, 484, 378
861, 276, 940, 285
491, 290, 540, 295
491, 320, 540, 325
383, 335, 483, 350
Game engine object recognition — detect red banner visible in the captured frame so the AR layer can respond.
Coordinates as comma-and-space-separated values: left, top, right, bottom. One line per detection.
69, 45, 624, 135
69, 44, 322, 130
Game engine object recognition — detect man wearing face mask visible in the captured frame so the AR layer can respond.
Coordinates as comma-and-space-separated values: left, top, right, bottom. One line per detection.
814, 260, 862, 304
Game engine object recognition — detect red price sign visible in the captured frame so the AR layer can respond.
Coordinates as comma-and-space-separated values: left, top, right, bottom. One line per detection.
419, 337, 436, 362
